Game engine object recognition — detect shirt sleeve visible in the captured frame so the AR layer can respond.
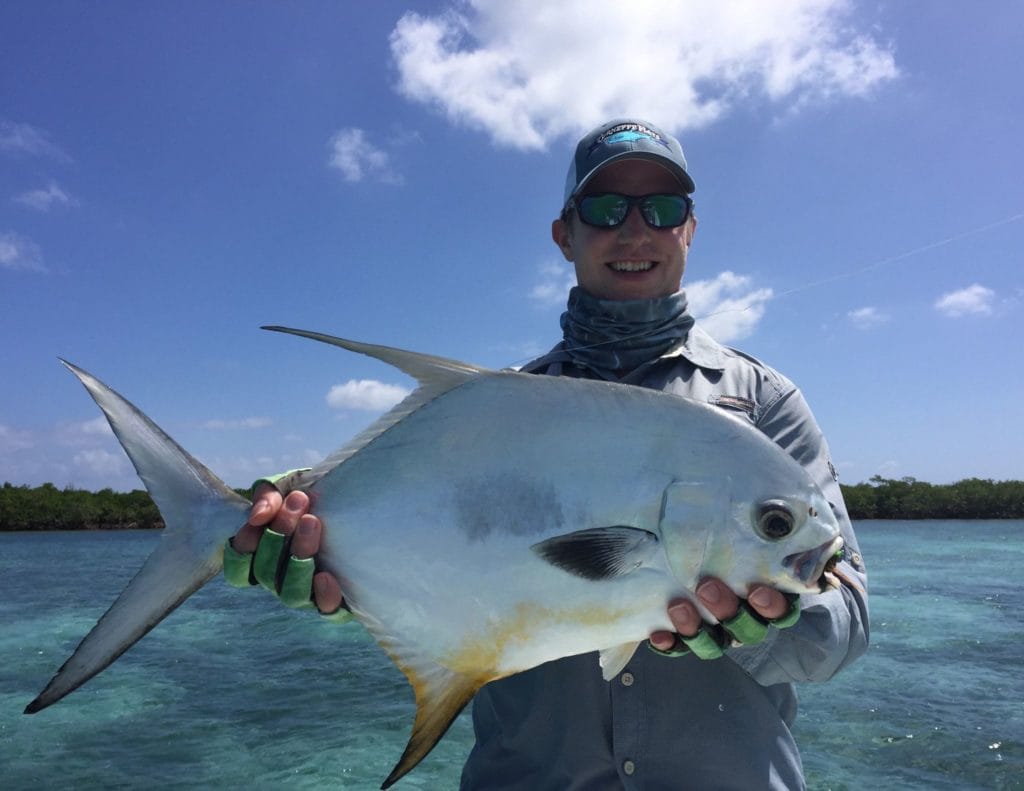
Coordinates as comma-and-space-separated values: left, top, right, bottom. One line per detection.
728, 386, 870, 686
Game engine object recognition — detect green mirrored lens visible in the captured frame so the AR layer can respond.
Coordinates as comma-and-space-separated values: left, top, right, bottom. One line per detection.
641, 195, 687, 228
579, 194, 628, 226
576, 193, 690, 229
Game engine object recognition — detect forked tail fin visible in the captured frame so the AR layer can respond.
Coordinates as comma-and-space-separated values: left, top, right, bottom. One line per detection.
25, 361, 250, 713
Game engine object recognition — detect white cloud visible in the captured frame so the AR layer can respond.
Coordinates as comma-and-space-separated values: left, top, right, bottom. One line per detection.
0, 419, 147, 491
687, 271, 773, 343
389, 0, 897, 149
77, 416, 112, 436
328, 127, 402, 184
0, 120, 71, 161
201, 416, 273, 430
0, 423, 34, 453
848, 306, 888, 329
72, 448, 130, 479
326, 379, 411, 411
530, 260, 576, 307
875, 459, 900, 478
291, 448, 325, 468
14, 182, 76, 211
934, 284, 995, 317
55, 417, 114, 446
0, 231, 46, 272
200, 449, 326, 489
201, 454, 277, 484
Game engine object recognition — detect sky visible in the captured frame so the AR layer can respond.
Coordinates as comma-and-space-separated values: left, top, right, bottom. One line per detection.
1, 0, 1022, 493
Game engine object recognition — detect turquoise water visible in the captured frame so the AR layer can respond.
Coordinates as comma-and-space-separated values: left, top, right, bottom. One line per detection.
1, 521, 1021, 789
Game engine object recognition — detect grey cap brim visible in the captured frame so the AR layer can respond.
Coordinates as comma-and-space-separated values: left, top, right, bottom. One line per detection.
570, 151, 696, 204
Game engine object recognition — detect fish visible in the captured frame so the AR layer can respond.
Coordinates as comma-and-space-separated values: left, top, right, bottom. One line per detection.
26, 327, 844, 788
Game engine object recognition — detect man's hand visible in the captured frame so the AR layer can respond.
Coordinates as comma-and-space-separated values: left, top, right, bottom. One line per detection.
649, 579, 790, 652
230, 484, 344, 614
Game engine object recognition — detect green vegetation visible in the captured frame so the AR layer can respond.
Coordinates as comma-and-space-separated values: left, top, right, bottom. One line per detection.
2, 477, 1023, 531
1, 482, 163, 530
0, 481, 250, 531
841, 476, 1024, 520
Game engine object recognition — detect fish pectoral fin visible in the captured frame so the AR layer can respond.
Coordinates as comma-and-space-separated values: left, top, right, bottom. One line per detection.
382, 657, 486, 790
599, 642, 642, 681
531, 526, 660, 581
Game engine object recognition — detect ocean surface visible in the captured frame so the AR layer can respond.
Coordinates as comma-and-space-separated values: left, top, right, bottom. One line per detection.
1, 520, 1021, 790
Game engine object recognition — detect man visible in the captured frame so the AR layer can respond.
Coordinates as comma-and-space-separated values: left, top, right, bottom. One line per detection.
228, 119, 869, 789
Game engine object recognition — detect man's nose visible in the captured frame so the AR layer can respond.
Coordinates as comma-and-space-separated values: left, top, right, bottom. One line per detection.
617, 204, 650, 240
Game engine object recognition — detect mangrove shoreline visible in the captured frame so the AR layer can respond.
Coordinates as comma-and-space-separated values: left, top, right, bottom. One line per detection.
3, 476, 1023, 531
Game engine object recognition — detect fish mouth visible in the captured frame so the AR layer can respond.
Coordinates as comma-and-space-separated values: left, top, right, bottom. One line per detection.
783, 536, 845, 592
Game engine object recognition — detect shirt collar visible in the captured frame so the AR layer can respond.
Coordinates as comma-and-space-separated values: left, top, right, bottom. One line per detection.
522, 323, 726, 374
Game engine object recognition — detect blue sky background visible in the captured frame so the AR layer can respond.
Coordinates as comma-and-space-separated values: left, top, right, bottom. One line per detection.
2, 1, 1021, 492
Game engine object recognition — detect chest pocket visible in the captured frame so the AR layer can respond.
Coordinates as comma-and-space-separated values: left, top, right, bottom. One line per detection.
709, 394, 757, 422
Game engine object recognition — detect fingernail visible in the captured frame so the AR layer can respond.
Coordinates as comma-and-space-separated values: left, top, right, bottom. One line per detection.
285, 491, 305, 511
749, 588, 772, 608
697, 580, 721, 604
668, 602, 690, 621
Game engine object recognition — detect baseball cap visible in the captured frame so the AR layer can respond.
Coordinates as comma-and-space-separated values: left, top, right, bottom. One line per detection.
563, 119, 695, 207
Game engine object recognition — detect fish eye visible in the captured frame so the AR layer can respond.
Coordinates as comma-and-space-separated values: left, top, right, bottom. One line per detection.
757, 501, 795, 540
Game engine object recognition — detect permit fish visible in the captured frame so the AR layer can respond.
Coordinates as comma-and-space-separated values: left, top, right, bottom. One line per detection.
26, 327, 844, 788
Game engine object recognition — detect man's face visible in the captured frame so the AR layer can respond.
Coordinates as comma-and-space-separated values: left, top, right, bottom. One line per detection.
552, 159, 696, 301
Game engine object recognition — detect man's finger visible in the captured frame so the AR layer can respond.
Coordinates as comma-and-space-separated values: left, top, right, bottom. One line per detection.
248, 484, 283, 527
313, 571, 344, 615
291, 514, 322, 559
269, 490, 310, 537
747, 586, 789, 620
695, 578, 740, 622
665, 599, 702, 638
648, 630, 676, 651
232, 522, 263, 554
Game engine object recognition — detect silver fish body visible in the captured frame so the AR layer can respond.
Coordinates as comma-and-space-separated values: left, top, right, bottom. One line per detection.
27, 328, 842, 788
316, 367, 838, 672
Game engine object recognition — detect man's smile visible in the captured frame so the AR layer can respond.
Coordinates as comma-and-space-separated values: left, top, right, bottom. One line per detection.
608, 260, 656, 272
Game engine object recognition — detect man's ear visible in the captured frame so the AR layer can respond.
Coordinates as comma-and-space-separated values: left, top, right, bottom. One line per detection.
551, 217, 574, 261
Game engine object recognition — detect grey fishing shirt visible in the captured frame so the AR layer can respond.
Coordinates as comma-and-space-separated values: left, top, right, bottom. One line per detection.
459, 324, 869, 791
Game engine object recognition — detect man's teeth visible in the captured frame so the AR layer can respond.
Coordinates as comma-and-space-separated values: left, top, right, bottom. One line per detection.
609, 261, 654, 272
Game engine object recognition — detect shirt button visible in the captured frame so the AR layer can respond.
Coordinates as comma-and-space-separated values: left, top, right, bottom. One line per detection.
620, 672, 634, 687
623, 760, 636, 776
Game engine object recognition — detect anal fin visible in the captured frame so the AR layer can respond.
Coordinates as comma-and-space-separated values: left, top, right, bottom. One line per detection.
382, 659, 486, 789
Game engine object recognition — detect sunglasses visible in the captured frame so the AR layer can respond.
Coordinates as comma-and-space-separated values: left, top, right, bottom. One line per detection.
568, 192, 694, 230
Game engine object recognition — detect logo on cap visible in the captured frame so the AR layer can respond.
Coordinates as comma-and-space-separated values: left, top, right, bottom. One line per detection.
588, 122, 670, 156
